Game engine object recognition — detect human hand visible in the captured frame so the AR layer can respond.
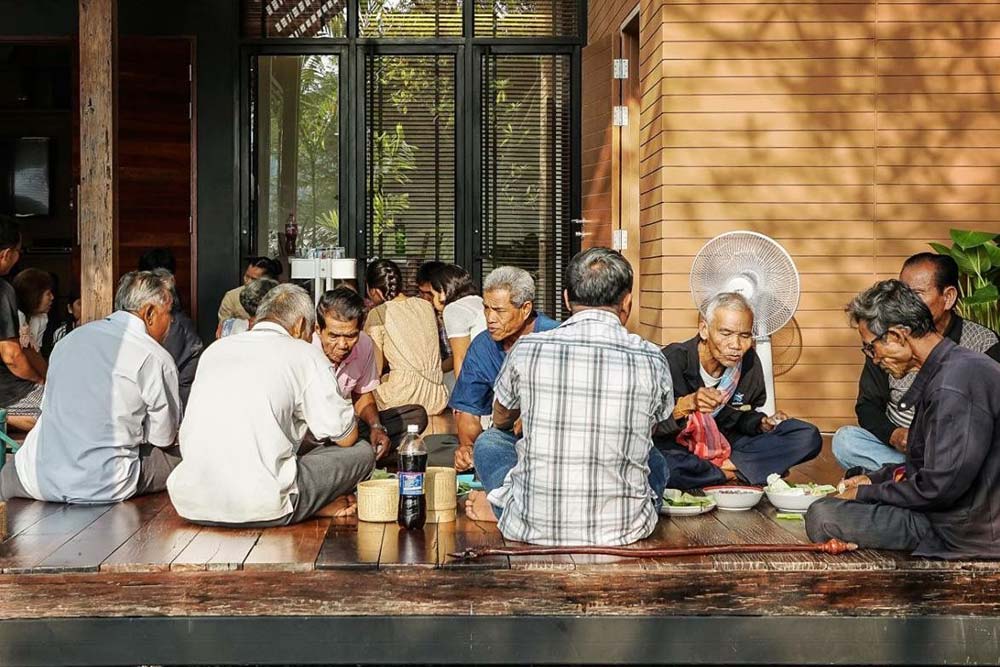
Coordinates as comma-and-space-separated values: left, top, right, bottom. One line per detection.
454, 444, 475, 472
761, 410, 789, 433
889, 427, 909, 452
370, 427, 391, 460
693, 387, 724, 413
836, 475, 871, 498
513, 419, 523, 437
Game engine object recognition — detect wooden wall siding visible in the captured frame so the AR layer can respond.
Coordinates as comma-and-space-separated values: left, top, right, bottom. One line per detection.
582, 0, 1000, 431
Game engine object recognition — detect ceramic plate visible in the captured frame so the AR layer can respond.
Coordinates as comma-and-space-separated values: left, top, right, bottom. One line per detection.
660, 500, 717, 516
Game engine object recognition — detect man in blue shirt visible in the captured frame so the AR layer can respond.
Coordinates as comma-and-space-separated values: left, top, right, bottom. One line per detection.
450, 266, 559, 471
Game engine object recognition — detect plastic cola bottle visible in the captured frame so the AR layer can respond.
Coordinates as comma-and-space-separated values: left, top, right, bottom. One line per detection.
397, 424, 427, 529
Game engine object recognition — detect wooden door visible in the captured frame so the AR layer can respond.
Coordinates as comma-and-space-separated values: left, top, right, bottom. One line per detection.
117, 37, 195, 314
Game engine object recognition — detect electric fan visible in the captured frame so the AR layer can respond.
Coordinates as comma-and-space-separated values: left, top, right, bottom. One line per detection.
689, 231, 801, 415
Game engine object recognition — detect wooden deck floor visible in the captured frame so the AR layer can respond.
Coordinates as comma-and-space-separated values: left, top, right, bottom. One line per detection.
2, 439, 1000, 665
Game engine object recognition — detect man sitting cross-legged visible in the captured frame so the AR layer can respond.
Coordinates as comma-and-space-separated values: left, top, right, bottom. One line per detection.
806, 280, 1000, 558
168, 284, 374, 526
833, 253, 1000, 473
465, 248, 671, 546
312, 286, 428, 458
652, 292, 821, 489
1, 270, 181, 503
449, 266, 559, 473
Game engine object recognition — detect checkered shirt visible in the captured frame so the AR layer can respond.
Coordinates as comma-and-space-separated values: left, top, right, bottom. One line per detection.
489, 309, 674, 546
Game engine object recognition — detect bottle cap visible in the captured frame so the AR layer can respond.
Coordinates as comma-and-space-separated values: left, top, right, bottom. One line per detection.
407, 424, 419, 434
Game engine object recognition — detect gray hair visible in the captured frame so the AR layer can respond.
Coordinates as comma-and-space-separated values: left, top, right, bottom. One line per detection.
565, 247, 633, 308
255, 283, 315, 332
702, 292, 754, 327
846, 279, 935, 337
114, 270, 173, 313
483, 266, 536, 307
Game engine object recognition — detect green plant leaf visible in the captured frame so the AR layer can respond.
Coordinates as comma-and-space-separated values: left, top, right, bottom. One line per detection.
963, 283, 999, 306
950, 229, 998, 250
948, 247, 978, 276
983, 241, 1000, 268
929, 242, 952, 256
967, 246, 991, 276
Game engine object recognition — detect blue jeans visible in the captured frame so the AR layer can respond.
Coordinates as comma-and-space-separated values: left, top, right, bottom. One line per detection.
832, 425, 906, 472
472, 428, 670, 519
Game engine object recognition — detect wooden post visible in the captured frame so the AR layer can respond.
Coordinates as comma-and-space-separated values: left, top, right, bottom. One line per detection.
0, 501, 7, 542
79, 0, 117, 322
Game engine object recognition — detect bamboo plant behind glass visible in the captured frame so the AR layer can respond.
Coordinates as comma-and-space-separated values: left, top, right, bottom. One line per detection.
930, 229, 1000, 332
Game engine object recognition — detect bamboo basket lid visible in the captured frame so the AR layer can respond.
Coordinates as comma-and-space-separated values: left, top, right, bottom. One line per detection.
425, 466, 457, 511
357, 478, 398, 523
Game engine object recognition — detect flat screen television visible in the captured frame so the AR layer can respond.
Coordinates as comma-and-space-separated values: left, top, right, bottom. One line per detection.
0, 137, 51, 217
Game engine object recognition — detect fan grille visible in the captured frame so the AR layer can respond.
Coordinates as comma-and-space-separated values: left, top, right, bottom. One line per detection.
690, 231, 800, 337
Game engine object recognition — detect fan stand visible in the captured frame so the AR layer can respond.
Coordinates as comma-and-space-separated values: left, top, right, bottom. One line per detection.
755, 336, 777, 416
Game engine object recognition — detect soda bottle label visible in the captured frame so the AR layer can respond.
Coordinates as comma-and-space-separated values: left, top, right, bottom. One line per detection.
399, 472, 425, 496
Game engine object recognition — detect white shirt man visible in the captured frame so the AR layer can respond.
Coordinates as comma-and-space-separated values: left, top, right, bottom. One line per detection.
168, 285, 373, 526
7, 281, 181, 504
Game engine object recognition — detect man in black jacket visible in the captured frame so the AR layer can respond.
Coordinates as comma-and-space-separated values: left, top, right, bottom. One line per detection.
833, 253, 1000, 473
653, 292, 822, 489
807, 280, 1000, 558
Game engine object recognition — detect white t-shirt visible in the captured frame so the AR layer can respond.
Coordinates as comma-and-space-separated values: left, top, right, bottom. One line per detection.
167, 322, 356, 524
699, 365, 722, 388
15, 311, 182, 503
17, 311, 47, 351
442, 294, 487, 341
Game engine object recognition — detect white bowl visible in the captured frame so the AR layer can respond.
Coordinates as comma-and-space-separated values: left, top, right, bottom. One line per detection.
765, 489, 827, 513
704, 485, 763, 511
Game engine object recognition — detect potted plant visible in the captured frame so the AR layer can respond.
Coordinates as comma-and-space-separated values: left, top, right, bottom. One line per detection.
930, 229, 1000, 331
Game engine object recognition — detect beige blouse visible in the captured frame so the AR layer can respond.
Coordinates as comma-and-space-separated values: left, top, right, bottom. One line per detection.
364, 295, 449, 415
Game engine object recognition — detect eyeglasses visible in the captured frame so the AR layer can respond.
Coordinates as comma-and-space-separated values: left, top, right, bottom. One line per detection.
861, 331, 888, 359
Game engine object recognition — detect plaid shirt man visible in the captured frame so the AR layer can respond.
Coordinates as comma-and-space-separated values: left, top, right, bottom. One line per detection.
488, 309, 675, 545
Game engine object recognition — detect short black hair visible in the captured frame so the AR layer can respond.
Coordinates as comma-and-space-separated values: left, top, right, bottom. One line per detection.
138, 247, 177, 274
903, 252, 960, 293
428, 264, 478, 305
416, 260, 445, 286
846, 279, 935, 338
317, 286, 366, 330
0, 214, 22, 251
564, 247, 633, 308
239, 277, 279, 317
246, 256, 283, 279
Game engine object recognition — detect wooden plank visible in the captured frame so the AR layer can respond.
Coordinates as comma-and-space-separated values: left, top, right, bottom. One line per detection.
439, 511, 510, 570
711, 506, 824, 569
101, 503, 204, 573
34, 494, 168, 573
0, 504, 114, 573
639, 517, 717, 570
79, 0, 117, 322
170, 526, 261, 572
243, 518, 331, 572
316, 518, 384, 570
0, 499, 64, 540
377, 523, 438, 569
668, 512, 766, 571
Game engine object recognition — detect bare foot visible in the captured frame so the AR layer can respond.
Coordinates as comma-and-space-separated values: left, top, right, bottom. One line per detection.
464, 490, 498, 523
317, 494, 357, 518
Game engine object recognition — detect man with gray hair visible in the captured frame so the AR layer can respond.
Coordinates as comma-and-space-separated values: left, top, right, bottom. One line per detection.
653, 291, 821, 488
806, 279, 1000, 558
448, 265, 559, 471
169, 283, 373, 526
465, 249, 671, 546
1, 270, 182, 503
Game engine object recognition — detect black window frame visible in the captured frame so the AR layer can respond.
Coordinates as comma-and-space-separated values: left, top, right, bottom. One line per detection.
239, 0, 585, 288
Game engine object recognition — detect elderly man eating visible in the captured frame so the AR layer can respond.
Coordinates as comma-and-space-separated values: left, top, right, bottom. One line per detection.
168, 284, 373, 526
833, 253, 1000, 473
449, 266, 559, 472
806, 280, 1000, 558
465, 248, 671, 546
313, 286, 428, 457
1, 271, 181, 503
653, 292, 821, 489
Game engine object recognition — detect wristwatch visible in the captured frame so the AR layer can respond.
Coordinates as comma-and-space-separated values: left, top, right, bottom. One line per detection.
370, 423, 387, 432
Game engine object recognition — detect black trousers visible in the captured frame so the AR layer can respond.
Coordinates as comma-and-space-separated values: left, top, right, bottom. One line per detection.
359, 404, 428, 451
805, 496, 945, 553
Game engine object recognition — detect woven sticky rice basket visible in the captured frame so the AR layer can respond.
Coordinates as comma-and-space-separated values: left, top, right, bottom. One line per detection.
425, 466, 457, 511
426, 508, 456, 524
357, 478, 398, 522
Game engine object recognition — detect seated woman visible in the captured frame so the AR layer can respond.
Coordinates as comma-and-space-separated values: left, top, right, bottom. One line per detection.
364, 259, 449, 416
52, 289, 81, 346
216, 277, 279, 338
426, 264, 487, 379
12, 268, 53, 379
653, 292, 822, 489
